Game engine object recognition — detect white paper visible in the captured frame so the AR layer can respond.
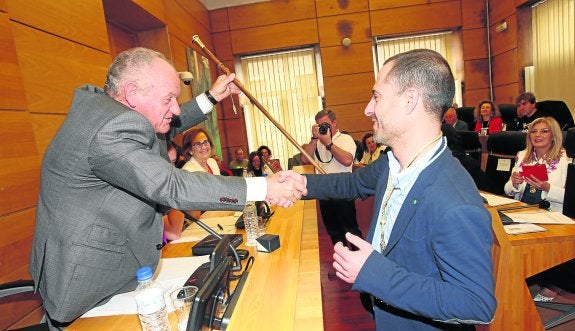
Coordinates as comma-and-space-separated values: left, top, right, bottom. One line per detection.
81, 256, 209, 318
502, 211, 575, 225
171, 216, 239, 243
496, 158, 512, 172
480, 192, 519, 207
504, 223, 547, 235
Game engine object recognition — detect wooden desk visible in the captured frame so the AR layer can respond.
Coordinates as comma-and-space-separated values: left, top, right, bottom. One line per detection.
68, 200, 323, 330
479, 206, 575, 330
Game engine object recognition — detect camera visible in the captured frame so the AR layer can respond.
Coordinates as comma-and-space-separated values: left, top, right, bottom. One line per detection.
178, 71, 194, 85
318, 122, 331, 135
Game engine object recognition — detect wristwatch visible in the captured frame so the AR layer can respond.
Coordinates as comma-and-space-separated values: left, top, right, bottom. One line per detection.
325, 142, 333, 151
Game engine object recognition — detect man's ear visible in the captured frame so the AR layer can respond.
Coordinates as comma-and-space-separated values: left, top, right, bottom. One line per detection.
123, 81, 139, 109
403, 88, 420, 114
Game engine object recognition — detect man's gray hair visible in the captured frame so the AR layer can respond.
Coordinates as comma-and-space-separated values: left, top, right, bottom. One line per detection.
104, 47, 168, 97
383, 49, 455, 119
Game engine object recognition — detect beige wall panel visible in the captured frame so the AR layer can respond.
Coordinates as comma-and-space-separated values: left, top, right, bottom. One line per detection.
317, 12, 371, 47
228, 0, 316, 30
464, 88, 491, 107
329, 103, 373, 134
490, 14, 517, 57
6, 0, 109, 52
0, 13, 27, 110
462, 28, 488, 60
0, 111, 40, 216
463, 58, 490, 90
213, 31, 233, 62
133, 0, 167, 23
0, 208, 36, 283
321, 42, 374, 78
315, 0, 368, 17
461, 0, 486, 30
494, 82, 520, 105
324, 72, 373, 107
230, 19, 318, 55
210, 8, 229, 33
30, 113, 65, 159
490, 0, 516, 24
492, 49, 518, 87
370, 2, 461, 37
12, 23, 110, 114
164, 0, 209, 47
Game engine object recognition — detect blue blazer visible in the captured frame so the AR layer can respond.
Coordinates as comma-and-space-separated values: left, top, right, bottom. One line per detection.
305, 141, 496, 330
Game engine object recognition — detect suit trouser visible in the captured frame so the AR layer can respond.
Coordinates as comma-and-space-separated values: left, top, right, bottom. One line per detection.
319, 199, 361, 245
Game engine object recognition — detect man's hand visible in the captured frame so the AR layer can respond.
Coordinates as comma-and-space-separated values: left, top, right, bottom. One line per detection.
333, 232, 373, 283
265, 171, 308, 208
209, 73, 241, 102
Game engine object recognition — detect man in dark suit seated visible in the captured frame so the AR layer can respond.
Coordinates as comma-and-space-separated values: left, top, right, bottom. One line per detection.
303, 49, 496, 330
507, 92, 548, 131
444, 106, 469, 131
30, 47, 307, 329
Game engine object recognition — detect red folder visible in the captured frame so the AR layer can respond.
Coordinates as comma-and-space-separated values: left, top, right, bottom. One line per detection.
521, 164, 548, 181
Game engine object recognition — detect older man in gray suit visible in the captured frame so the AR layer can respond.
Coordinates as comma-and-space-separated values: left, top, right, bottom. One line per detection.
30, 47, 306, 328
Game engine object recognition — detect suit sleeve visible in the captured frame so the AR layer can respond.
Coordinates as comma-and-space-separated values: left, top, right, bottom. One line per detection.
88, 111, 246, 211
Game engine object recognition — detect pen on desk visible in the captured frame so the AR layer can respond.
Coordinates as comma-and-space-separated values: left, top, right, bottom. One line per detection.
217, 224, 224, 231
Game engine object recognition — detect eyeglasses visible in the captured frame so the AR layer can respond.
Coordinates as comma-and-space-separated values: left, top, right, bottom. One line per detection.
192, 139, 210, 148
529, 128, 550, 135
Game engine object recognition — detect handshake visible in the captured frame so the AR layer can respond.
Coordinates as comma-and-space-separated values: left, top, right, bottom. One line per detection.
265, 171, 308, 208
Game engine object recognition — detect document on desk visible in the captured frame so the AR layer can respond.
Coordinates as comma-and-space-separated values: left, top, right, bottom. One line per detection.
81, 256, 209, 318
171, 215, 239, 243
501, 210, 575, 224
504, 223, 547, 235
480, 192, 519, 206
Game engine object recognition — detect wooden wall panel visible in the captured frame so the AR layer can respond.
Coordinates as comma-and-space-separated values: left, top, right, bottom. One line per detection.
321, 42, 374, 77
133, 0, 167, 23
317, 12, 371, 47
490, 0, 517, 24
168, 35, 194, 103
6, 0, 109, 52
228, 0, 316, 30
138, 27, 171, 59
329, 103, 374, 134
0, 111, 40, 216
461, 0, 486, 29
464, 58, 490, 90
315, 0, 369, 17
493, 82, 520, 104
230, 19, 318, 55
464, 88, 491, 107
490, 14, 517, 56
209, 8, 229, 33
0, 209, 36, 282
30, 114, 65, 160
164, 0, 210, 48
369, 0, 454, 11
106, 23, 137, 57
213, 31, 233, 62
12, 23, 110, 114
175, 0, 210, 31
0, 13, 27, 110
219, 117, 248, 152
323, 72, 373, 107
370, 1, 461, 37
462, 28, 488, 60
492, 49, 518, 87
0, 0, 6, 12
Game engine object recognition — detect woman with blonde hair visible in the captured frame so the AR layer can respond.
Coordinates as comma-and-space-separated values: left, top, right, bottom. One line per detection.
473, 100, 503, 134
504, 117, 569, 212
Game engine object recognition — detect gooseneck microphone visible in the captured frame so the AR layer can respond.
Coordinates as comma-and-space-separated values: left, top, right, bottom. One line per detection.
181, 211, 242, 272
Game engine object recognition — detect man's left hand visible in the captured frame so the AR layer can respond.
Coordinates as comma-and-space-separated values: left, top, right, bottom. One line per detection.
333, 232, 373, 283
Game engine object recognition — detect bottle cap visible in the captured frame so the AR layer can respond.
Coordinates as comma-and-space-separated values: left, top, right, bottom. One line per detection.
136, 266, 153, 281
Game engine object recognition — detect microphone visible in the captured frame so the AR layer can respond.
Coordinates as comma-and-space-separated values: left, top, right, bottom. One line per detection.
181, 211, 242, 272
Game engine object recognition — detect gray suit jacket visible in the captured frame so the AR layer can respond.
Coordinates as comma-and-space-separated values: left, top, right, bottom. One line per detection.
453, 119, 469, 131
29, 85, 246, 322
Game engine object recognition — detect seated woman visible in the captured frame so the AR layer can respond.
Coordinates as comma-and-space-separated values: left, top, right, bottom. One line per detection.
181, 127, 220, 175
504, 117, 569, 212
257, 145, 282, 173
473, 100, 503, 135
358, 133, 386, 166
246, 151, 274, 177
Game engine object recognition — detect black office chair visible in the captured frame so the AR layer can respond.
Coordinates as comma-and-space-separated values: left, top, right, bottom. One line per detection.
458, 130, 482, 161
498, 103, 517, 131
456, 106, 475, 132
536, 100, 575, 130
484, 131, 527, 195
0, 280, 47, 330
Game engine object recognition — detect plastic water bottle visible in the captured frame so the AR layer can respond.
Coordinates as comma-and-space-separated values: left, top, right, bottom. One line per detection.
134, 266, 170, 331
243, 201, 259, 246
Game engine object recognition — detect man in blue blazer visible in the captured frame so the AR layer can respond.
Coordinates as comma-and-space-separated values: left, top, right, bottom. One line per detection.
304, 49, 496, 330
30, 47, 306, 328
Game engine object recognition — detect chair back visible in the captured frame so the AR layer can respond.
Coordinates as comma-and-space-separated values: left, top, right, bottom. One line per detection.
498, 104, 517, 130
458, 131, 482, 161
563, 128, 575, 217
456, 106, 475, 132
484, 131, 527, 195
536, 100, 575, 130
